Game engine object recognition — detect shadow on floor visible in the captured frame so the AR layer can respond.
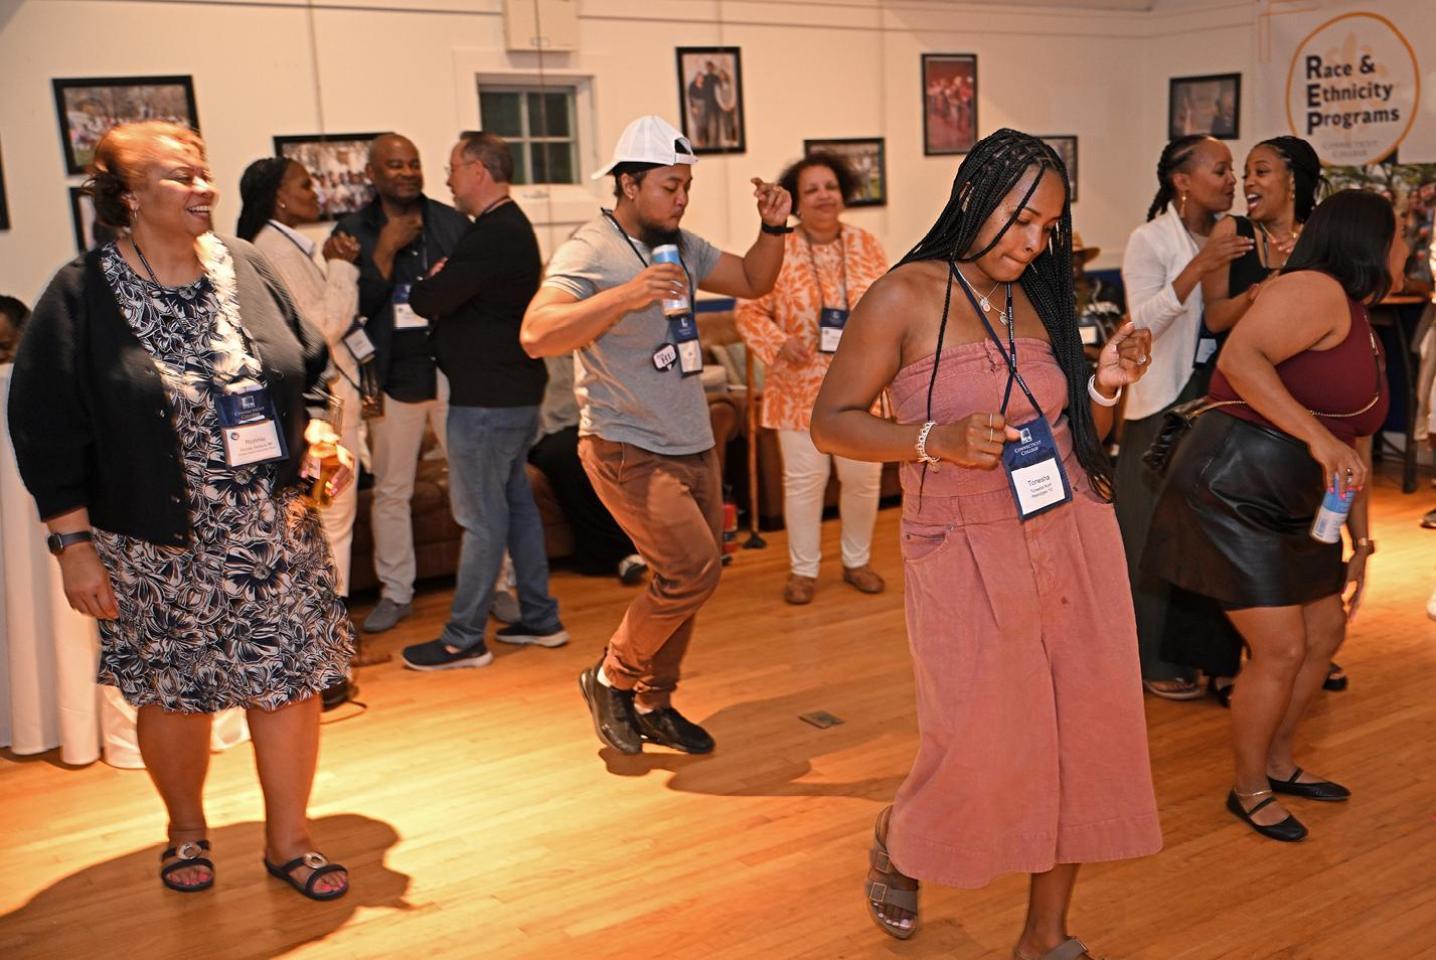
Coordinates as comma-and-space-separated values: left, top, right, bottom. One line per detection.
0, 813, 412, 959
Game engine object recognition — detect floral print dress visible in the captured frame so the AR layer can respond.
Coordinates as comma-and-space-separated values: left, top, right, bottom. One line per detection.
92, 240, 353, 713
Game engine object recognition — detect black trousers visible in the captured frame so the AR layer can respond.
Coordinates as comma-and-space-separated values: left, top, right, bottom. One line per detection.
528, 426, 637, 576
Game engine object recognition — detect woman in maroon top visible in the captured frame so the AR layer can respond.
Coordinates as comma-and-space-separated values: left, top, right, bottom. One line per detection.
1145, 190, 1402, 842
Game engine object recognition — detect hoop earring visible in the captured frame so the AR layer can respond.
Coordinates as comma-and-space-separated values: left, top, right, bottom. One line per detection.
1179, 192, 1188, 217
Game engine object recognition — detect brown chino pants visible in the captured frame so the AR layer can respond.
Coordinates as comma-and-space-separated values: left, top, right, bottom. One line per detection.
578, 436, 723, 710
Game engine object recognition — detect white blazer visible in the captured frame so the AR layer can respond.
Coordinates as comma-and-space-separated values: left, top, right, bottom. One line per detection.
252, 221, 361, 386
1120, 202, 1206, 420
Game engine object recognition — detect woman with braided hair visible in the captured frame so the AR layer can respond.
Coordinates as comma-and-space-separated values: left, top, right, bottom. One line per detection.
1173, 135, 1332, 699
1116, 135, 1251, 702
237, 157, 364, 597
811, 129, 1162, 960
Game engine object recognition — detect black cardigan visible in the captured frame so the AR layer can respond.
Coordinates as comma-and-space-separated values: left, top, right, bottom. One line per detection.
7, 238, 327, 546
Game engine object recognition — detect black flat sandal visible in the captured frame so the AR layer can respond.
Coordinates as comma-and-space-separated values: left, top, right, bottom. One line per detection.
264, 851, 349, 901
1207, 676, 1234, 709
160, 839, 214, 893
1268, 767, 1351, 802
1227, 789, 1307, 842
1323, 662, 1348, 692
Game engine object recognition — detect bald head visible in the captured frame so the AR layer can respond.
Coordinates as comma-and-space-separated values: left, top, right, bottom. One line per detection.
366, 133, 423, 206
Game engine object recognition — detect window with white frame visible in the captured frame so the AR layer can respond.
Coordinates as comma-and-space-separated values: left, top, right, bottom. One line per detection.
479, 85, 579, 185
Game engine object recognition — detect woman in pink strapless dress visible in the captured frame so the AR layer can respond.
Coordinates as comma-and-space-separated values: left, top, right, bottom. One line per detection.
812, 129, 1163, 960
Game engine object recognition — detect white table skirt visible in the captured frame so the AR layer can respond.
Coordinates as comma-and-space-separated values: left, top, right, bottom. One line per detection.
1, 364, 247, 767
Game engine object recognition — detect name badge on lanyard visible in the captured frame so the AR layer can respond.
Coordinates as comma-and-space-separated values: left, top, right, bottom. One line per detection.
669, 310, 704, 376
216, 379, 287, 468
344, 320, 376, 363
819, 307, 848, 353
952, 264, 1072, 521
1195, 323, 1219, 366
807, 232, 850, 353
392, 282, 427, 330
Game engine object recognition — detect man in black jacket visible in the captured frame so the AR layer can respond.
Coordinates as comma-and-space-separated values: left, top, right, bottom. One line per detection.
333, 134, 469, 634
400, 132, 567, 671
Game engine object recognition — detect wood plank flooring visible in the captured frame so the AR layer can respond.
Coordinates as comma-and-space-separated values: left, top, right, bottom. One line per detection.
2, 468, 1434, 960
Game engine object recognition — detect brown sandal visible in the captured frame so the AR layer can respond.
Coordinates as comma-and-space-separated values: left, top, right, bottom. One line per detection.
1014, 938, 1100, 960
865, 806, 918, 940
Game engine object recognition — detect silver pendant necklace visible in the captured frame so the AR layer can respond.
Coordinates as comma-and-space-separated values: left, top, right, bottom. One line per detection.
957, 266, 1009, 325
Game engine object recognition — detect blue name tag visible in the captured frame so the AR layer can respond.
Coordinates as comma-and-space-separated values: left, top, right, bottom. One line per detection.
1001, 416, 1072, 521
818, 307, 848, 353
216, 383, 287, 467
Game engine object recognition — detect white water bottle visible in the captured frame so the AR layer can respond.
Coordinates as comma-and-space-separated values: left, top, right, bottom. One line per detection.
1310, 480, 1352, 544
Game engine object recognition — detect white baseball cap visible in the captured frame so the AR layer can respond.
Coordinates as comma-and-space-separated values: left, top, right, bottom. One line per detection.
592, 115, 698, 180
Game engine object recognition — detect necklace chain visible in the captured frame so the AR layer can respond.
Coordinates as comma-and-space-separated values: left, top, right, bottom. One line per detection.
956, 266, 1010, 326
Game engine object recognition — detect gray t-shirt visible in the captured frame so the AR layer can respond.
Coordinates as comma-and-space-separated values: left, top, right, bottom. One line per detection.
542, 215, 723, 455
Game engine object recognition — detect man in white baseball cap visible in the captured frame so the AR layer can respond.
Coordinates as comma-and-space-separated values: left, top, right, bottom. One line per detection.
521, 114, 791, 761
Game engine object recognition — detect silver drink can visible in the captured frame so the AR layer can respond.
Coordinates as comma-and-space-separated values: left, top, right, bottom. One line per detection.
651, 244, 690, 317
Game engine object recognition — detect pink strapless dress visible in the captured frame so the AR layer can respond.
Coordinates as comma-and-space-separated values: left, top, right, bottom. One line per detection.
885, 336, 1162, 888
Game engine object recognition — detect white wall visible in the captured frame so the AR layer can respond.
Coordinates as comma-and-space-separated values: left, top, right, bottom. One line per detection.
0, 0, 1264, 303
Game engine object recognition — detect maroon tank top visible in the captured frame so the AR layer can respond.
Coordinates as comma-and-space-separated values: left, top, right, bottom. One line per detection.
1208, 297, 1388, 446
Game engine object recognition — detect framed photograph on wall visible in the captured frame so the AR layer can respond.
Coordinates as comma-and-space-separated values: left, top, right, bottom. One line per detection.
922, 54, 978, 156
273, 134, 382, 222
52, 76, 200, 175
1039, 136, 1079, 203
68, 186, 111, 252
0, 139, 10, 231
1168, 73, 1241, 140
676, 47, 746, 155
803, 138, 888, 208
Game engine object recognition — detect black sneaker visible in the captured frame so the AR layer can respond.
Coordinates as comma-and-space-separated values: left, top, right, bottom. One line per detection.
617, 554, 648, 586
633, 706, 715, 754
401, 639, 495, 671
494, 623, 570, 648
578, 664, 642, 754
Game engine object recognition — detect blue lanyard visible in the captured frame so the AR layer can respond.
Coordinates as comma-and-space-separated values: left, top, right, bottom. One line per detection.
951, 263, 1041, 417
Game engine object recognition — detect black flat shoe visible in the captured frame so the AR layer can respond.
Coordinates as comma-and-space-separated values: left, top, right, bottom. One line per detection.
579, 662, 643, 754
1268, 767, 1351, 802
1323, 662, 1348, 692
1207, 676, 1234, 709
633, 706, 715, 754
1227, 789, 1308, 842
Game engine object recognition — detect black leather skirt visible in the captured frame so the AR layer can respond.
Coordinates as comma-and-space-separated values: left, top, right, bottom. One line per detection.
1143, 411, 1344, 608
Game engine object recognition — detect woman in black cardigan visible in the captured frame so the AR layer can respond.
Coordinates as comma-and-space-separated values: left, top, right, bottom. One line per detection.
8, 123, 354, 900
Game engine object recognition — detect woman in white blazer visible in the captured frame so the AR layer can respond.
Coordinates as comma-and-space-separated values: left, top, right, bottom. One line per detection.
238, 157, 363, 596
1116, 135, 1251, 700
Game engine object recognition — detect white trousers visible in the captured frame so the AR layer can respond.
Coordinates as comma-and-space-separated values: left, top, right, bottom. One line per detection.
777, 428, 883, 577
366, 375, 449, 604
316, 376, 363, 597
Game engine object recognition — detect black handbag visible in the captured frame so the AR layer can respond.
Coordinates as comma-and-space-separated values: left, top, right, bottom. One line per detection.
1142, 326, 1384, 475
1141, 397, 1244, 475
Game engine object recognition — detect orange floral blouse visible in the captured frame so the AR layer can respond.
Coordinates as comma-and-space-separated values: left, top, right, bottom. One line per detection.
735, 225, 889, 431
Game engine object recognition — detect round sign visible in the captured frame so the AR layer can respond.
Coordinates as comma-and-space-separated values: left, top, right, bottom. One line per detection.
1285, 12, 1420, 165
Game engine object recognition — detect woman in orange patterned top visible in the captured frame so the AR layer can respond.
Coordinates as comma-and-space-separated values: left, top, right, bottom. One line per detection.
736, 153, 890, 604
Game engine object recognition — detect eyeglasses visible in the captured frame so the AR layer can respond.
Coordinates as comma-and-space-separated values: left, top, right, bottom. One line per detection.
444, 159, 480, 176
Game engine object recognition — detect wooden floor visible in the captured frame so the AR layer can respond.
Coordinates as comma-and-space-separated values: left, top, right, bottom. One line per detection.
3, 468, 1435, 960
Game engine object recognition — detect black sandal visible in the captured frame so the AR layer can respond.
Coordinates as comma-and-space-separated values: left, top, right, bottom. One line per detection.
1207, 676, 1234, 709
264, 851, 349, 901
160, 839, 214, 893
1323, 663, 1348, 692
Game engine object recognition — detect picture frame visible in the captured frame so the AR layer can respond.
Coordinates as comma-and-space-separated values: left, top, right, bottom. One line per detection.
68, 186, 112, 253
52, 76, 200, 176
1168, 73, 1241, 141
273, 134, 383, 222
1039, 136, 1079, 203
0, 139, 9, 231
802, 138, 888, 208
676, 47, 746, 155
922, 54, 978, 156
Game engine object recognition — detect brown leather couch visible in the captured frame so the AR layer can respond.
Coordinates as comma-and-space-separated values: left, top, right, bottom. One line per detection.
346, 391, 745, 594
697, 310, 900, 529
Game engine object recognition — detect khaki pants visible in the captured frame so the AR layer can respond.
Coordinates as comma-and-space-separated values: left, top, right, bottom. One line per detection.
578, 436, 722, 710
